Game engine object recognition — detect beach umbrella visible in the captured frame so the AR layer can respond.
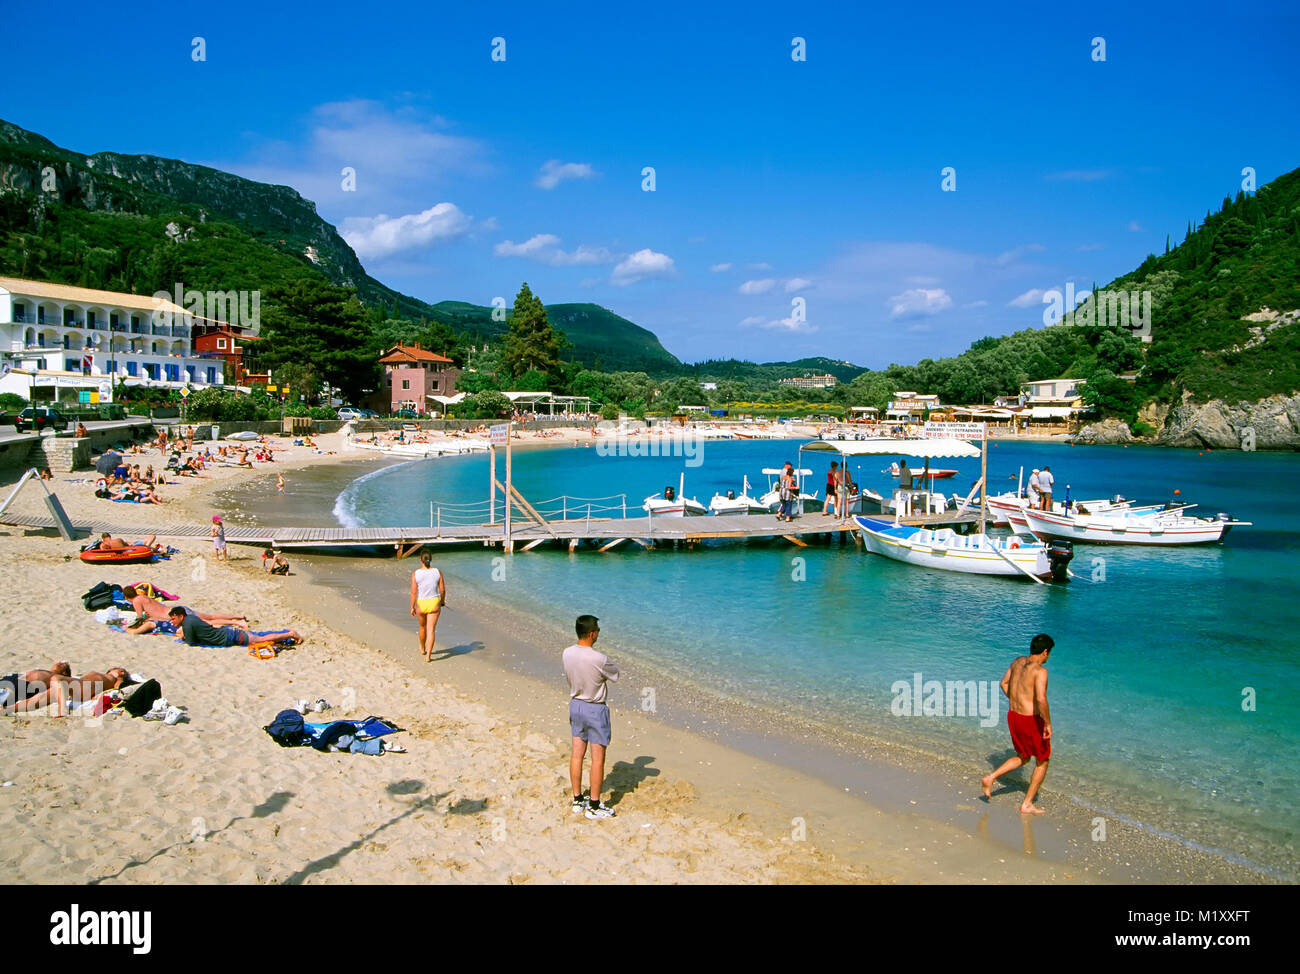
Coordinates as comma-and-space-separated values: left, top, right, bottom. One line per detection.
95, 450, 122, 475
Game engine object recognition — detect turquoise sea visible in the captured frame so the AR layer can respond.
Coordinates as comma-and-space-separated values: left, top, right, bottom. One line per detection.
330, 438, 1299, 876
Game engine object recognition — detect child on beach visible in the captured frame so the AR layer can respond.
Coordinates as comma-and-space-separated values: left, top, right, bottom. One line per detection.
211, 515, 227, 562
277, 473, 285, 494
563, 615, 619, 819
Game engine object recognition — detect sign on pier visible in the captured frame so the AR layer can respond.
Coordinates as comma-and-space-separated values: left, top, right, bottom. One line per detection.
490, 423, 509, 447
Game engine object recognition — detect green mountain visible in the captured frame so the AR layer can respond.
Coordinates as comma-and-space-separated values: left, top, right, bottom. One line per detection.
430, 300, 680, 374
688, 356, 867, 384
0, 119, 680, 374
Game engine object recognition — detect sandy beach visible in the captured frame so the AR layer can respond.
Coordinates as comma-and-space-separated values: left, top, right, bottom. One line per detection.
0, 430, 1274, 884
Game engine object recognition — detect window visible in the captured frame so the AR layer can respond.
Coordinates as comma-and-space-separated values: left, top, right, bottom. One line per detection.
13, 303, 24, 320
217, 338, 227, 349
207, 368, 217, 385
127, 361, 138, 377
401, 379, 410, 390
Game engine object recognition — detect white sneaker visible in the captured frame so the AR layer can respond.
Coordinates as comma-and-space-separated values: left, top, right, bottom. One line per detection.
163, 706, 184, 725
585, 800, 616, 820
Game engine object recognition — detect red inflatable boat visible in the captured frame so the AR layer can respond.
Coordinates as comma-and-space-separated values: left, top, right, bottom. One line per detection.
79, 542, 157, 564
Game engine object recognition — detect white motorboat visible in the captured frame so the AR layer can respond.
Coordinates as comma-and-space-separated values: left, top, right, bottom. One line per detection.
644, 473, 708, 517
1020, 507, 1251, 545
987, 492, 1132, 528
757, 467, 820, 516
708, 476, 769, 516
854, 516, 1074, 581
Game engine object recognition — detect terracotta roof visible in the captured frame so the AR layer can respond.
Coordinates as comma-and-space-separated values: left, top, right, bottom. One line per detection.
0, 276, 186, 314
378, 344, 454, 365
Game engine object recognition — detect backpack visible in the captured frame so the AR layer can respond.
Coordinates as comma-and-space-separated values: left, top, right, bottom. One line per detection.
264, 709, 310, 748
121, 679, 163, 717
82, 581, 118, 611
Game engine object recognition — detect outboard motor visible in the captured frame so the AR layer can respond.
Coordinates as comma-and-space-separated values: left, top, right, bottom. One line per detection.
664, 486, 675, 501
726, 489, 736, 500
1046, 539, 1074, 583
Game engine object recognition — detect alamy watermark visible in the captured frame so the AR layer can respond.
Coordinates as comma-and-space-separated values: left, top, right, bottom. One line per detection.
151, 282, 261, 335
890, 672, 1000, 727
1042, 282, 1151, 340
595, 414, 704, 467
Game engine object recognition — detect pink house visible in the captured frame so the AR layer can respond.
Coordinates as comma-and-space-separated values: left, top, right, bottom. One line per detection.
375, 343, 461, 415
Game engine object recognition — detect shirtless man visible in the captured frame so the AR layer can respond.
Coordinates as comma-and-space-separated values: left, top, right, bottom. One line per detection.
0, 662, 72, 708
122, 586, 248, 628
100, 532, 159, 551
981, 633, 1055, 814
2, 667, 131, 717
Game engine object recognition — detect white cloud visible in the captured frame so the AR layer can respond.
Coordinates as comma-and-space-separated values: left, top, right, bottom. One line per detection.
340, 202, 472, 259
611, 249, 675, 286
748, 262, 773, 271
784, 277, 812, 293
1128, 220, 1143, 232
739, 278, 776, 295
216, 99, 486, 215
739, 315, 815, 333
1008, 288, 1047, 308
493, 233, 614, 266
1077, 242, 1105, 252
535, 159, 598, 190
888, 287, 952, 319
994, 243, 1046, 266
710, 262, 733, 273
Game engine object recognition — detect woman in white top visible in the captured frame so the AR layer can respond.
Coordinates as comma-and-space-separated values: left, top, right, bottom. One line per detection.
409, 551, 447, 662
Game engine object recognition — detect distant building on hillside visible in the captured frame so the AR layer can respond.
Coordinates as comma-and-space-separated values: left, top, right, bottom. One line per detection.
374, 342, 461, 415
1019, 377, 1087, 425
780, 373, 837, 389
700, 381, 718, 391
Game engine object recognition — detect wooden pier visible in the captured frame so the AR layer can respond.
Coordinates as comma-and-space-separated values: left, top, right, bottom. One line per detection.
0, 508, 982, 554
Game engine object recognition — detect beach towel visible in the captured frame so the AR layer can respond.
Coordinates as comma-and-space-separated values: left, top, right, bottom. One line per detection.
304, 715, 401, 740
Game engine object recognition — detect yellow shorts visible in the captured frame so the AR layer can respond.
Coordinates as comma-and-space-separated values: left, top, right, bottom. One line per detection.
417, 597, 441, 613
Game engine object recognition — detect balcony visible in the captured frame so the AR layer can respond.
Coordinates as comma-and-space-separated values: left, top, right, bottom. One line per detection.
171, 325, 190, 337
130, 325, 149, 335
11, 312, 36, 324
110, 323, 128, 333
62, 319, 83, 328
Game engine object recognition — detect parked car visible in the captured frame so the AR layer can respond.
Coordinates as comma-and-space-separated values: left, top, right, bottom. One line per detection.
359, 408, 379, 419
14, 407, 69, 433
393, 409, 418, 419
337, 407, 363, 421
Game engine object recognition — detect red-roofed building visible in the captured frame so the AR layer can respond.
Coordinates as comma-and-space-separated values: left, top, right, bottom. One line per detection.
192, 327, 260, 384
374, 342, 461, 415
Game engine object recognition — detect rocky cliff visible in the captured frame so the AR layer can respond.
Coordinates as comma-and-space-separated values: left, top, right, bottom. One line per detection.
1157, 390, 1300, 450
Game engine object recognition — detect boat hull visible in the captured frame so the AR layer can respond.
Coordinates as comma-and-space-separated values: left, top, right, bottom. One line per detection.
854, 517, 1052, 578
1021, 509, 1228, 545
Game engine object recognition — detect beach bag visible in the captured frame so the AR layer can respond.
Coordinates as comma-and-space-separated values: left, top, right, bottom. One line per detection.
121, 679, 163, 717
82, 581, 121, 611
264, 709, 310, 748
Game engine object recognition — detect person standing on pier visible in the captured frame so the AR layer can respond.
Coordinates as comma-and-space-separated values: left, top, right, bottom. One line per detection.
1038, 465, 1054, 511
410, 551, 447, 662
823, 462, 841, 516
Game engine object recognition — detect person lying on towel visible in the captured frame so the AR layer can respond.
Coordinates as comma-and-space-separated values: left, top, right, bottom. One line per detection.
167, 607, 301, 648
124, 587, 247, 628
2, 667, 132, 717
0, 661, 72, 708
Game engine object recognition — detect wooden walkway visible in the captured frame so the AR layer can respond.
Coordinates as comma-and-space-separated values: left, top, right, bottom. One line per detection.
0, 508, 982, 554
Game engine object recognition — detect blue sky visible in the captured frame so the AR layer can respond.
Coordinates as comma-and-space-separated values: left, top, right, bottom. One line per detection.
5, 0, 1298, 367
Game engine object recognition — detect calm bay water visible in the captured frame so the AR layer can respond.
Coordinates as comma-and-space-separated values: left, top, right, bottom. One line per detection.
329, 438, 1299, 875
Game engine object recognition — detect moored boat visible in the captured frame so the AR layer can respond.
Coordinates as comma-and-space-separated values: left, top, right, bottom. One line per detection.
1020, 507, 1251, 545
854, 516, 1073, 581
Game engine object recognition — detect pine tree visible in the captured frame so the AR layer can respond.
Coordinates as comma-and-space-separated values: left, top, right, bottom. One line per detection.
502, 283, 562, 383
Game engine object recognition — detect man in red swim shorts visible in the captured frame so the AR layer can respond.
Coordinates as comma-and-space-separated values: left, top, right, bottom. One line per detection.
981, 633, 1054, 814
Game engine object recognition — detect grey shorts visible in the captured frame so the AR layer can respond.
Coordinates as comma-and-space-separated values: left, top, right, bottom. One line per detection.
569, 699, 611, 746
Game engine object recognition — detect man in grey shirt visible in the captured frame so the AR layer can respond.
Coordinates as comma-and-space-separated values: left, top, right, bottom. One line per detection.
1039, 466, 1055, 511
562, 614, 619, 819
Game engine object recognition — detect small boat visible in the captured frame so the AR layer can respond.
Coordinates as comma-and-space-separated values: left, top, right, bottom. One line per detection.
1021, 507, 1251, 545
644, 474, 707, 517
890, 461, 957, 480
854, 516, 1074, 581
987, 492, 1132, 528
224, 430, 260, 442
708, 476, 768, 516
79, 541, 157, 564
757, 467, 819, 516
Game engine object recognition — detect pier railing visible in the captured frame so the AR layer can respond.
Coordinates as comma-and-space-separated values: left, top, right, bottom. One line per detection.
428, 493, 629, 533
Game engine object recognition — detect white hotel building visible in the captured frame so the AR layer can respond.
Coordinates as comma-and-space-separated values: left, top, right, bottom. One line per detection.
0, 276, 227, 401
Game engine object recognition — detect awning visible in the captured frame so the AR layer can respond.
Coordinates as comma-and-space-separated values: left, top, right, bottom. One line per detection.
801, 438, 981, 459
1028, 406, 1079, 419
